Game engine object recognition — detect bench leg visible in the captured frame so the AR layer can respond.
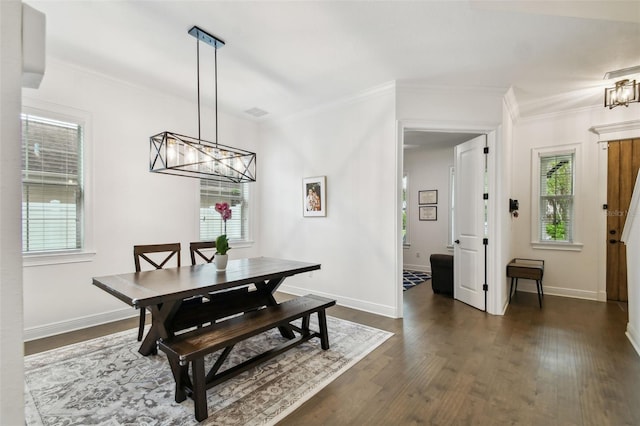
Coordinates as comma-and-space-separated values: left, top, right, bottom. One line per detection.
166, 356, 188, 403
317, 309, 330, 350
536, 280, 543, 308
192, 358, 209, 421
509, 277, 515, 302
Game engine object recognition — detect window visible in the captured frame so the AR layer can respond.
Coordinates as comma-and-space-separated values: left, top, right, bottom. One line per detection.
539, 153, 574, 242
531, 144, 581, 251
199, 179, 249, 242
21, 113, 84, 253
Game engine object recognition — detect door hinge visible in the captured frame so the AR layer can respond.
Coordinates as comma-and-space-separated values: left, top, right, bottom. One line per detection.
483, 284, 488, 291
483, 147, 489, 154
483, 238, 488, 245
483, 193, 489, 200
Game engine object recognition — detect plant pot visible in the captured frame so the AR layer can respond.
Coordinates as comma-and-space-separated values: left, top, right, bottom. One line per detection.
214, 254, 228, 271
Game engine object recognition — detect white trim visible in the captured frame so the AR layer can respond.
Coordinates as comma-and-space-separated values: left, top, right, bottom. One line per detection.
530, 143, 582, 248
278, 285, 398, 318
626, 323, 640, 358
531, 242, 583, 252
398, 119, 502, 316
514, 281, 600, 301
503, 87, 520, 123
589, 119, 640, 142
23, 250, 96, 267
23, 307, 136, 341
402, 263, 431, 273
21, 98, 95, 262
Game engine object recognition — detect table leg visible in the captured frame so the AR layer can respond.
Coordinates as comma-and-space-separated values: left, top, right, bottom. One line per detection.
255, 278, 296, 339
139, 300, 182, 356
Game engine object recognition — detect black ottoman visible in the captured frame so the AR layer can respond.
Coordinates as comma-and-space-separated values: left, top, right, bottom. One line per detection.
430, 254, 453, 295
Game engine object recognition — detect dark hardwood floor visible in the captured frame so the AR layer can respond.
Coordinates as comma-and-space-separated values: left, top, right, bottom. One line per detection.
26, 282, 640, 425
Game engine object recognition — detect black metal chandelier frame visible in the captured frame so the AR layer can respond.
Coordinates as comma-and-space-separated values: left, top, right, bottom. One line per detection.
149, 26, 257, 183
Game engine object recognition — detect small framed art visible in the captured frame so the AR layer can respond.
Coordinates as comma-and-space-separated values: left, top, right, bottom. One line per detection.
303, 176, 326, 217
418, 189, 438, 205
419, 206, 437, 221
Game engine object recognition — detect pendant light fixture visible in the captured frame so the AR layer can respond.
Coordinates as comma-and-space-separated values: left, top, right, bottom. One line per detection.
149, 26, 256, 183
604, 79, 640, 109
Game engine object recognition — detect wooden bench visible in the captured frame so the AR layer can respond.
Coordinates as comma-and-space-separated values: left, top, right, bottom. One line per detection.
158, 294, 336, 421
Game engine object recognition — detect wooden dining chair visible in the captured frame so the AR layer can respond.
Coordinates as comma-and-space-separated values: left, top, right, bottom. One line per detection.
133, 243, 181, 341
189, 241, 216, 265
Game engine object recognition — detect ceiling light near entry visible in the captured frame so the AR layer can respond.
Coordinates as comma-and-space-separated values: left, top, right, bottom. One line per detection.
604, 79, 640, 109
149, 26, 257, 183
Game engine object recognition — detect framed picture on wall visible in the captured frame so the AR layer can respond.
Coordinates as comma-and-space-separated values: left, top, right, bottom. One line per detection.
303, 176, 326, 217
418, 189, 438, 205
419, 206, 437, 221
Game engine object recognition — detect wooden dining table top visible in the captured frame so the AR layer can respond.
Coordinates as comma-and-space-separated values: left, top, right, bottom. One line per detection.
92, 257, 321, 308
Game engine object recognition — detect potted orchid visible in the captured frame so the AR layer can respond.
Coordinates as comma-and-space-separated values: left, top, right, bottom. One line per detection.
213, 202, 232, 271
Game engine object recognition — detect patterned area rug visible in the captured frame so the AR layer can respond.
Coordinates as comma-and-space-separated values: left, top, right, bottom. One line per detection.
403, 270, 431, 291
24, 316, 392, 426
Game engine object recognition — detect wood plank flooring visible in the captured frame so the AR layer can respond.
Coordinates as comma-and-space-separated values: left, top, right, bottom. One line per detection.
25, 284, 640, 425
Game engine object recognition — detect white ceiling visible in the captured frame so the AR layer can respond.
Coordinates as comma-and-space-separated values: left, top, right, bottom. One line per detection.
26, 0, 640, 119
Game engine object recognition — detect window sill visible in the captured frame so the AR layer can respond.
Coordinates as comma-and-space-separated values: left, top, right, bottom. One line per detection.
531, 241, 583, 252
23, 250, 96, 267
229, 240, 254, 250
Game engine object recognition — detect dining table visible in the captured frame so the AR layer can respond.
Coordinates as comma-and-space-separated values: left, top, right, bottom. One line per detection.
92, 256, 321, 356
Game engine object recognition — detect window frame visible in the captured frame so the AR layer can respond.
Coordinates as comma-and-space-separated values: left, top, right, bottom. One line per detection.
22, 99, 95, 266
530, 144, 583, 251
197, 179, 254, 247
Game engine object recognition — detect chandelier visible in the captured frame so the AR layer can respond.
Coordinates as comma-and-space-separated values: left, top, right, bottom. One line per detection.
604, 79, 640, 109
149, 26, 257, 183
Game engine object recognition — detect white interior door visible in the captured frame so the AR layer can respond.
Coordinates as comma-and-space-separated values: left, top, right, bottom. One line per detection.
454, 134, 487, 311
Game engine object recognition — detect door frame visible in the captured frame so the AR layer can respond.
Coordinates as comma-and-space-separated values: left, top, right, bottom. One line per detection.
396, 120, 502, 316
592, 120, 640, 302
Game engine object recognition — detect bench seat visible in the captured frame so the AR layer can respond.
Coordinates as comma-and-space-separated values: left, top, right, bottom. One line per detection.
158, 294, 336, 421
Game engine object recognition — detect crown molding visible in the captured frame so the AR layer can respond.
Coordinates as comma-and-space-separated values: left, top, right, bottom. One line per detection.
589, 119, 640, 142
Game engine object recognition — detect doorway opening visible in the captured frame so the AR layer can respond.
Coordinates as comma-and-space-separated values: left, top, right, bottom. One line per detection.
401, 130, 485, 310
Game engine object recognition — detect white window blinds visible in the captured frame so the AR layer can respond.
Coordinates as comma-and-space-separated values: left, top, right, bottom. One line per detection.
199, 179, 249, 241
539, 153, 574, 242
21, 114, 83, 252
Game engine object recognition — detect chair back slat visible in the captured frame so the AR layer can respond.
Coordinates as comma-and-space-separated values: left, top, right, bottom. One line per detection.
190, 241, 216, 265
134, 243, 181, 272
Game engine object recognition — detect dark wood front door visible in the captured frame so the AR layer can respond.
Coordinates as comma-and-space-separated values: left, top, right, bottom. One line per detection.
607, 138, 640, 301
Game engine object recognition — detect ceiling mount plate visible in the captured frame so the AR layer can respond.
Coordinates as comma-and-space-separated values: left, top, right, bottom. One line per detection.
188, 26, 225, 49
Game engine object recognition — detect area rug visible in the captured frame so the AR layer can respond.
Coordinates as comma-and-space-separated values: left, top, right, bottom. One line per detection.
24, 316, 392, 426
403, 270, 431, 291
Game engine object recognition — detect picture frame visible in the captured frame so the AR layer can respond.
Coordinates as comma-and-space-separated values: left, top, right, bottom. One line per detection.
303, 176, 326, 217
419, 206, 437, 221
418, 189, 438, 205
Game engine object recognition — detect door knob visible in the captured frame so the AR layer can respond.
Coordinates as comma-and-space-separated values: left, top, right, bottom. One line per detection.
455, 239, 460, 244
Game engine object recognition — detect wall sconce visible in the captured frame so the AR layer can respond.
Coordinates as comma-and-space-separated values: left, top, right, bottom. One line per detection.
604, 79, 640, 109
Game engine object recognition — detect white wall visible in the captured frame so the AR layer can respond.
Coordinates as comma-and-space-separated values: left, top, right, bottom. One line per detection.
259, 85, 398, 317
403, 144, 454, 272
510, 105, 639, 301
1, 1, 26, 423
22, 59, 261, 339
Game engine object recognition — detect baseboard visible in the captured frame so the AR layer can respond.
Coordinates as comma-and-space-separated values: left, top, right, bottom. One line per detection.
626, 323, 640, 358
24, 307, 137, 342
279, 284, 399, 318
513, 281, 600, 301
403, 264, 431, 273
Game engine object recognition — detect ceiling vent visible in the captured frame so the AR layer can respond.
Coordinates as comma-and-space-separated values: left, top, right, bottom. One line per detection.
244, 107, 269, 118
